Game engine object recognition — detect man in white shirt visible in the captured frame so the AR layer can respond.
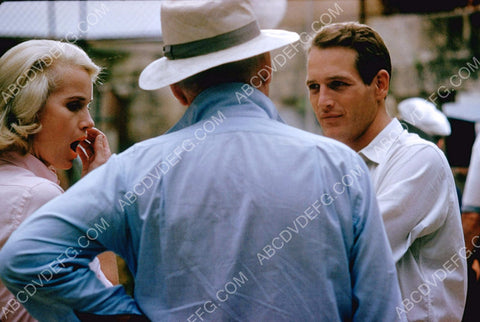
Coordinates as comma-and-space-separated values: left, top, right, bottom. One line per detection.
462, 132, 480, 321
306, 21, 467, 321
463, 132, 480, 239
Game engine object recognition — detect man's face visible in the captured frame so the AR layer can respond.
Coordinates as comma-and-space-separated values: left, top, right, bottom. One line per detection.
306, 46, 386, 151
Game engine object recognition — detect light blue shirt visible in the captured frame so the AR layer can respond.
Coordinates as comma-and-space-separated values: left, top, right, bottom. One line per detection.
0, 83, 403, 321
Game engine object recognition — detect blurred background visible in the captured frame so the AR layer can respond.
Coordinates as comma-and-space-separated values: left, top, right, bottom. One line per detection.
1, 0, 479, 297
1, 0, 479, 157
1, 0, 479, 162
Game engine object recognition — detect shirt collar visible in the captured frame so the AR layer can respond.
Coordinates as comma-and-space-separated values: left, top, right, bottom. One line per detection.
359, 118, 404, 165
166, 82, 285, 134
0, 151, 58, 184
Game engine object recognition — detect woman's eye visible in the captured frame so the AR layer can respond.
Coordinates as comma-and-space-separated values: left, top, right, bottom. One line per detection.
66, 101, 83, 111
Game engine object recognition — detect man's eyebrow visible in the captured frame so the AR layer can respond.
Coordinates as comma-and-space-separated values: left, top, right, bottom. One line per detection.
325, 75, 352, 81
306, 75, 352, 85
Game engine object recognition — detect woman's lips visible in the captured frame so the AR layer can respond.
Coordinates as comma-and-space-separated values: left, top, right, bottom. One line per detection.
70, 141, 81, 152
70, 136, 88, 152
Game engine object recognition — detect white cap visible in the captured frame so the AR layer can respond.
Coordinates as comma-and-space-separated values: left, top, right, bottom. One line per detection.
398, 97, 451, 136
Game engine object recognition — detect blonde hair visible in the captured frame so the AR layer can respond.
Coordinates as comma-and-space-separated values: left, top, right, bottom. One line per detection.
0, 40, 101, 154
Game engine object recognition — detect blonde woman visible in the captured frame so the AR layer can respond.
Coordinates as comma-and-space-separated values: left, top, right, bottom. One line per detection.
0, 40, 116, 321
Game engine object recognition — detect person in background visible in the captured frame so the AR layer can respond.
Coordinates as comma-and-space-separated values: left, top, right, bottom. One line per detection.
306, 22, 466, 321
0, 1, 404, 321
396, 97, 464, 211
0, 39, 116, 321
396, 97, 451, 149
461, 130, 480, 321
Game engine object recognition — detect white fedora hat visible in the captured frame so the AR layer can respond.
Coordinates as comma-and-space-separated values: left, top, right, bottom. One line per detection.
139, 0, 300, 90
398, 97, 451, 136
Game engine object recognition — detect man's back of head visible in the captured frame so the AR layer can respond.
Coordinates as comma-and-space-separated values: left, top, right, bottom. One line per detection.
0, 3, 404, 321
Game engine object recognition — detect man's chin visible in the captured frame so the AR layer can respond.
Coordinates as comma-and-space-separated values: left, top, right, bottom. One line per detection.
321, 128, 341, 140
322, 131, 353, 146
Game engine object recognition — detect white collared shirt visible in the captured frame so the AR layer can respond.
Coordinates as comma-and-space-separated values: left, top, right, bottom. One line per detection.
359, 118, 467, 322
463, 132, 480, 212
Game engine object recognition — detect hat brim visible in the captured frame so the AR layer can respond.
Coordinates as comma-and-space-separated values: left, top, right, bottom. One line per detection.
139, 29, 300, 90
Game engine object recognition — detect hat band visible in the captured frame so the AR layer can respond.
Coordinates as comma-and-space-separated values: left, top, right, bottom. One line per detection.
163, 21, 260, 60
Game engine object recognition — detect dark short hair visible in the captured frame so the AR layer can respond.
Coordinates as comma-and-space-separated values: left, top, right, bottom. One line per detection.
309, 22, 391, 85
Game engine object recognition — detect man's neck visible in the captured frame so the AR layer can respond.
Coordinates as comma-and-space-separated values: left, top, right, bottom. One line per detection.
350, 111, 392, 152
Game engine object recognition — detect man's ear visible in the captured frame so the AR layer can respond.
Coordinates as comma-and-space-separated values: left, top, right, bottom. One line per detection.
260, 52, 272, 86
253, 52, 272, 96
374, 69, 390, 100
170, 84, 189, 106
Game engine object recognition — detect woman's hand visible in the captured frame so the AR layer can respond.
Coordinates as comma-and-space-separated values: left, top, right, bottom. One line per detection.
77, 127, 112, 177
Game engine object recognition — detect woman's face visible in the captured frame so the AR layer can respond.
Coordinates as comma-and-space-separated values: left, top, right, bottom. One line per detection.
32, 66, 94, 169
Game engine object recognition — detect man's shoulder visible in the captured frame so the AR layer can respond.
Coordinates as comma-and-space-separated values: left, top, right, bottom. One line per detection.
386, 131, 450, 172
123, 120, 358, 156
395, 130, 444, 158
274, 122, 359, 152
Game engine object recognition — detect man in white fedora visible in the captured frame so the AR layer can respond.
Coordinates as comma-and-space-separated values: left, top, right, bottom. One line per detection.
0, 1, 403, 321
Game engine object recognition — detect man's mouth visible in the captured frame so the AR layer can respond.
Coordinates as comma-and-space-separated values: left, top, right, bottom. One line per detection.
321, 114, 342, 120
